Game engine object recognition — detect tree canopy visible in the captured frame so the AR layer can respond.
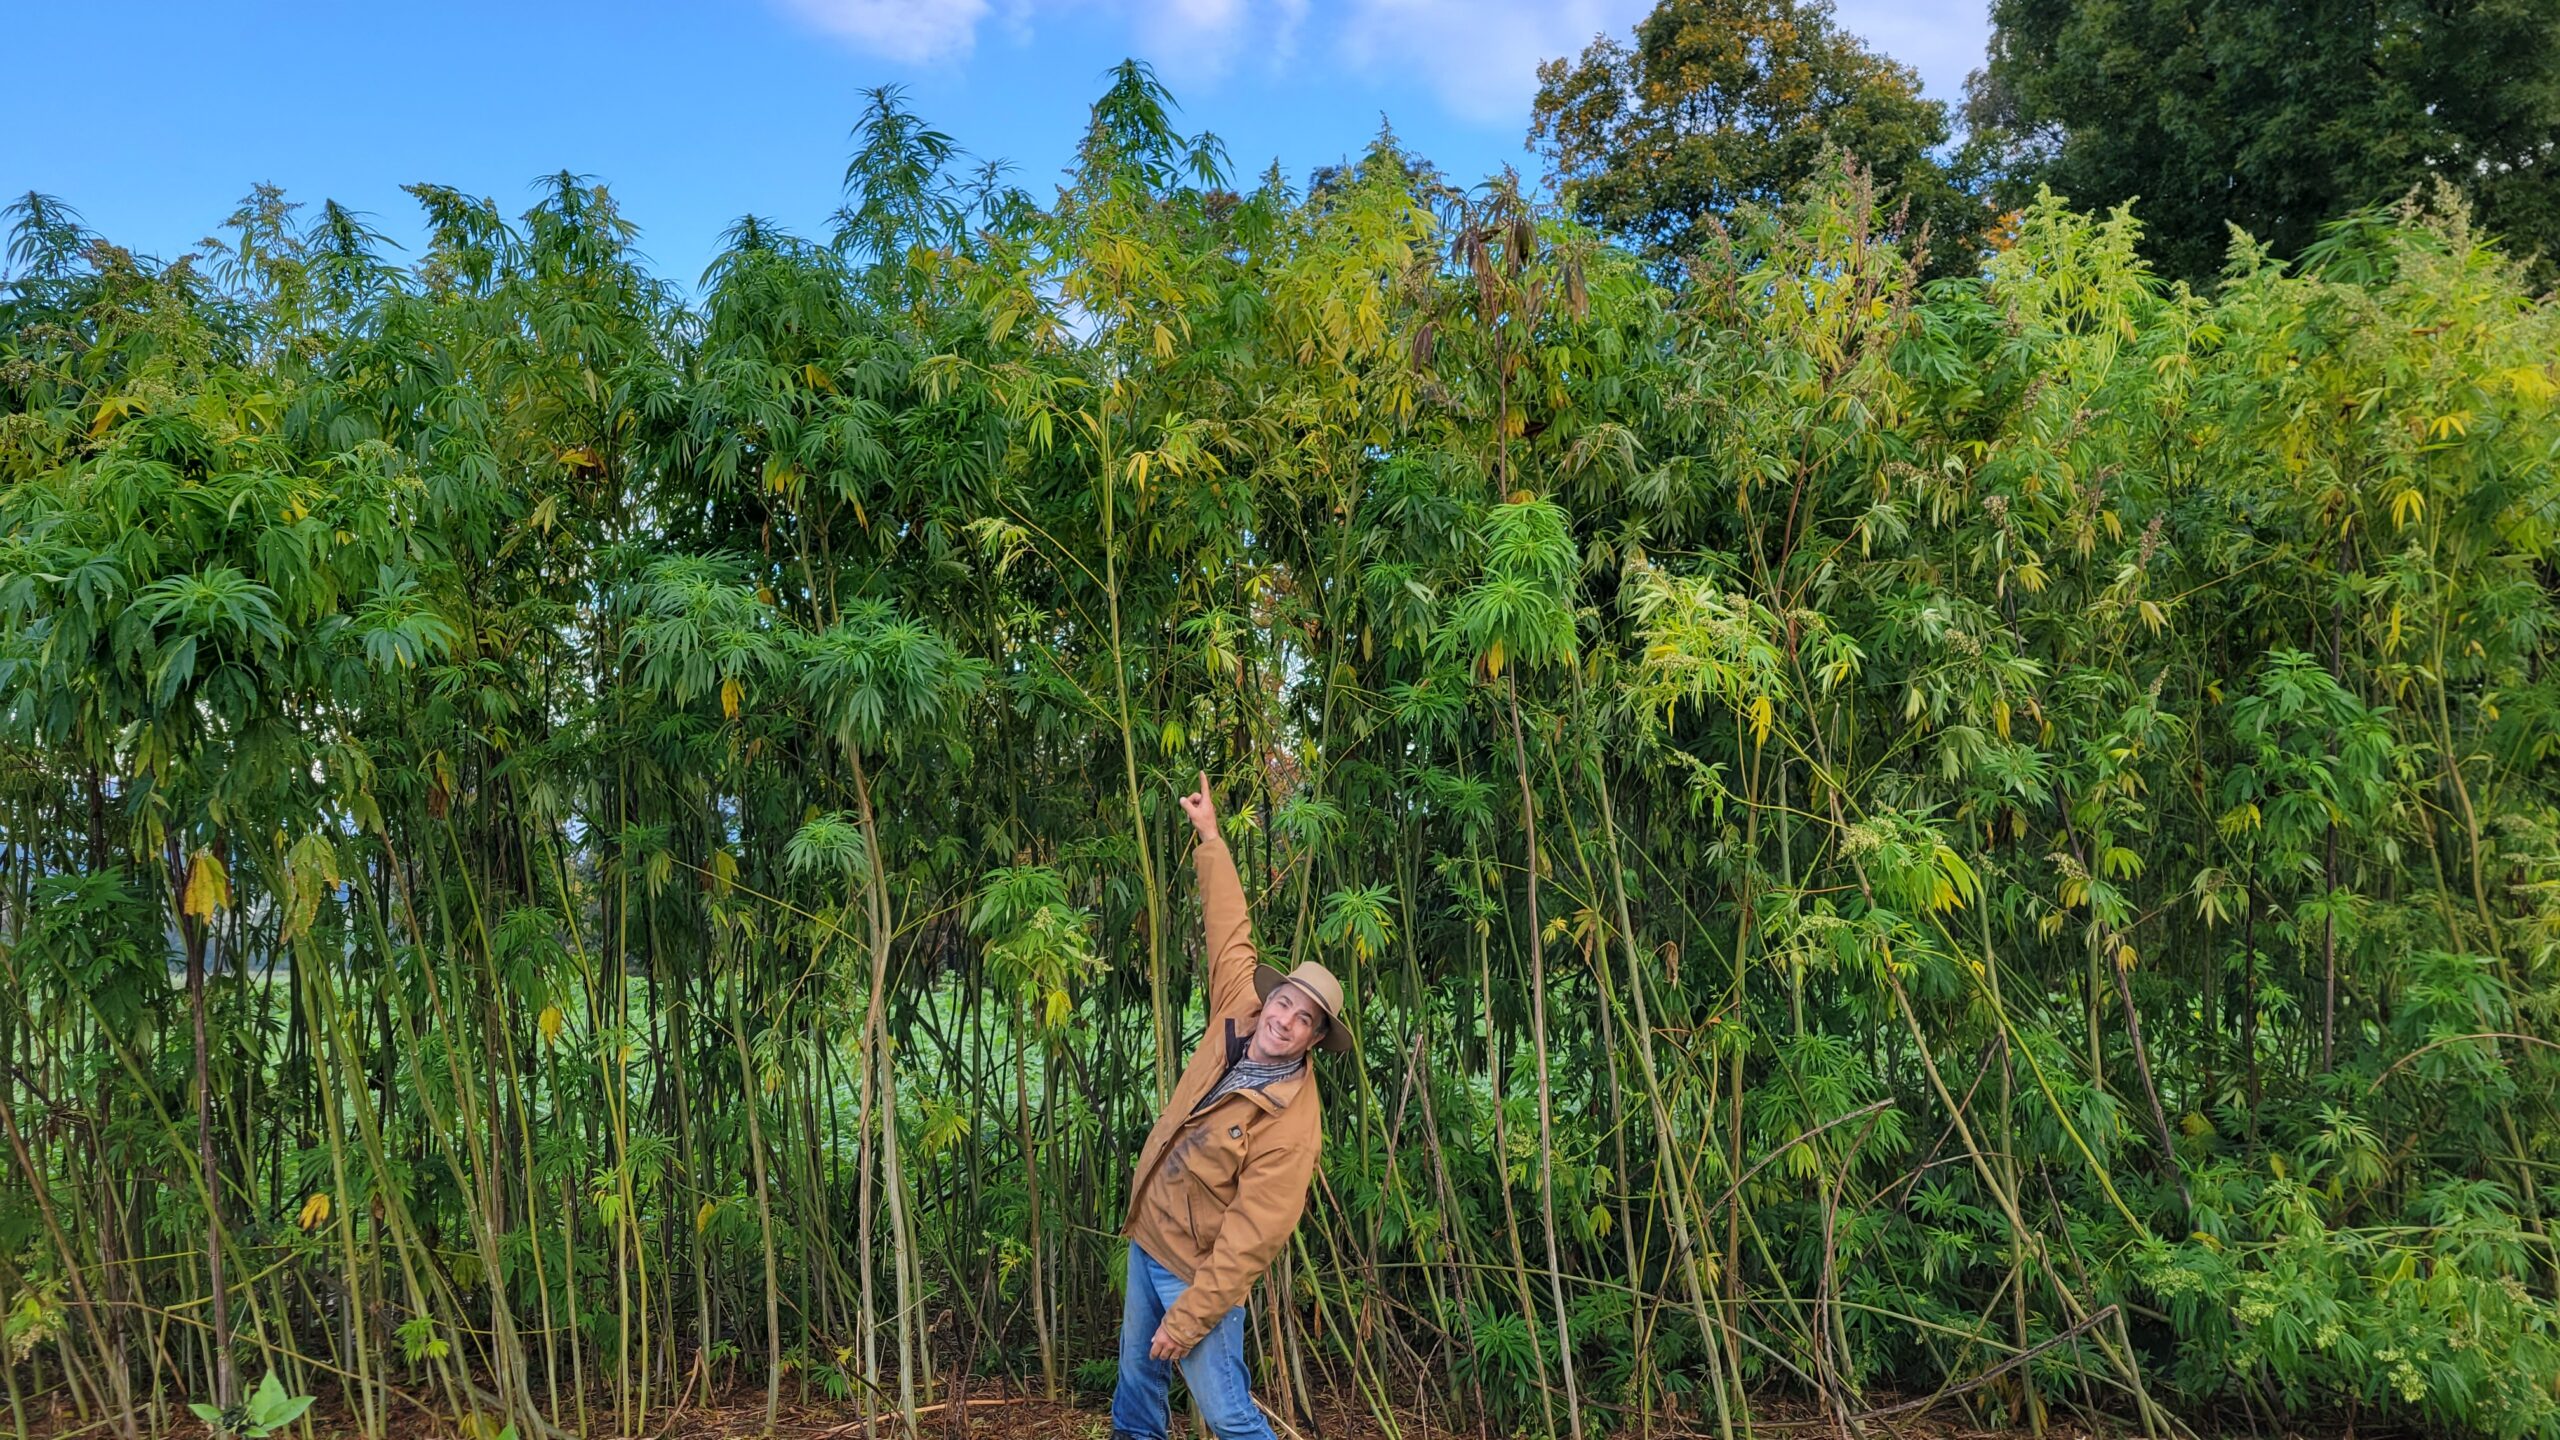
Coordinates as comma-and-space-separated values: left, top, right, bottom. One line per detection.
1531, 0, 1988, 274
1972, 0, 2560, 281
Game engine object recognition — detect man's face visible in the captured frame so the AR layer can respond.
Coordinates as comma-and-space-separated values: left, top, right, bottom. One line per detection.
1250, 982, 1326, 1062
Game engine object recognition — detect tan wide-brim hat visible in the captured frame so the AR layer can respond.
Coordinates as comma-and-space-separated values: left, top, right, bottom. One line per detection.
1253, 960, 1356, 1053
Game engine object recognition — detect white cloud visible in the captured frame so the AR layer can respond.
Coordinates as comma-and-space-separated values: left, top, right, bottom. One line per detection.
777, 0, 1273, 77
1334, 0, 1649, 126
1141, 0, 1248, 66
769, 0, 1989, 133
1267, 0, 1311, 66
1828, 0, 1990, 103
774, 0, 994, 65
770, 0, 1649, 120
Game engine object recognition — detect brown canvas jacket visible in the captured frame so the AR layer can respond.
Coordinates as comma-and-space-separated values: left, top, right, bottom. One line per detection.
1120, 833, 1323, 1349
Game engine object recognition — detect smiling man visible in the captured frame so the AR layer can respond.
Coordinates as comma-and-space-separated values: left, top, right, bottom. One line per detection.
1112, 771, 1353, 1440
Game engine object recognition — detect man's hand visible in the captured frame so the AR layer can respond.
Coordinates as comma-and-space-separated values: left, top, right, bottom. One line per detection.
1148, 1324, 1193, 1363
1178, 769, 1218, 842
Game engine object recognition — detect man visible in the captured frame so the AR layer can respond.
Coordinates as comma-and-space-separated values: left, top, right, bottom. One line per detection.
1111, 770, 1353, 1440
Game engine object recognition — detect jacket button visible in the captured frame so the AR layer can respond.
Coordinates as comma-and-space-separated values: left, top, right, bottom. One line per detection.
1228, 1125, 1242, 1138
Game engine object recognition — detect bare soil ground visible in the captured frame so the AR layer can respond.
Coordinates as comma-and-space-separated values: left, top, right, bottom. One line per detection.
20, 1379, 2146, 1440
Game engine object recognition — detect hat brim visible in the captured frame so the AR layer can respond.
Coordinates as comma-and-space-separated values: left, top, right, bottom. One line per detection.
1253, 964, 1356, 1052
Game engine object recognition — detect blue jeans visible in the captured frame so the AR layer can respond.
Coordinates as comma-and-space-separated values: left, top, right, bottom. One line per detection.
1110, 1242, 1274, 1440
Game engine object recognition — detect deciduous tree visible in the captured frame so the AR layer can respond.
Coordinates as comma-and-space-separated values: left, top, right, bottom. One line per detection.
1531, 0, 1988, 274
1971, 0, 2560, 280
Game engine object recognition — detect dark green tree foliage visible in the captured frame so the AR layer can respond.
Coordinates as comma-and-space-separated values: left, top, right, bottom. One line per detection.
4, 66, 2560, 1440
1531, 0, 1988, 274
1972, 0, 2560, 281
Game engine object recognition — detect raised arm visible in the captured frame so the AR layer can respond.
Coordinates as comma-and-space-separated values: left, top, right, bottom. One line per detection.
1179, 770, 1262, 1021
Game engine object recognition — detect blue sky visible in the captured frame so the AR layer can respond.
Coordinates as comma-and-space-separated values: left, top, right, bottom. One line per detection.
3, 0, 1989, 289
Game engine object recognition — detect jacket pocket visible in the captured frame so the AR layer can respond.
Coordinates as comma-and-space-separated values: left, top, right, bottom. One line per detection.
1193, 1120, 1249, 1190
